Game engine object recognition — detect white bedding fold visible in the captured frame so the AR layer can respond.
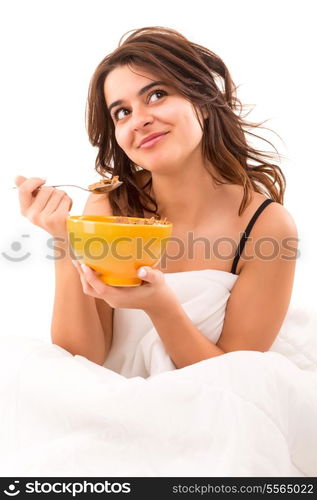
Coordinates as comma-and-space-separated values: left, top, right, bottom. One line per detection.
0, 335, 316, 477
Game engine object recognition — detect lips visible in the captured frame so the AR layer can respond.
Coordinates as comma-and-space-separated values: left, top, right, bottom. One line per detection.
138, 132, 168, 148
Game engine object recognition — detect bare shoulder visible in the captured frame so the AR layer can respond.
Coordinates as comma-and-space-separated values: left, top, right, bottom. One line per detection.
252, 200, 298, 239
226, 183, 298, 237
216, 199, 299, 353
237, 199, 299, 276
82, 170, 149, 217
82, 191, 113, 216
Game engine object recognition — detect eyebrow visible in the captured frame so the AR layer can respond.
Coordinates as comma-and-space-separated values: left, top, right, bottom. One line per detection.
107, 80, 167, 115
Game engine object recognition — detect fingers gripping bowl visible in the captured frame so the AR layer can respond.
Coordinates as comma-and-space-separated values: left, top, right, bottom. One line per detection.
66, 215, 173, 286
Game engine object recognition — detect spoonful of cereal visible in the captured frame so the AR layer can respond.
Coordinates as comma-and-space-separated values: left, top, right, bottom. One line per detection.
12, 176, 123, 194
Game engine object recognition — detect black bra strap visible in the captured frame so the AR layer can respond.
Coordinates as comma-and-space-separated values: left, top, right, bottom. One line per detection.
230, 199, 274, 275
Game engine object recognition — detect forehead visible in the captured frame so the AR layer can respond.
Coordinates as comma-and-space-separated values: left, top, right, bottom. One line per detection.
103, 65, 161, 104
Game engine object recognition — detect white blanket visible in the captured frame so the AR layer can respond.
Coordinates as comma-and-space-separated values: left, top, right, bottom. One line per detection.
1, 271, 316, 477
0, 331, 317, 477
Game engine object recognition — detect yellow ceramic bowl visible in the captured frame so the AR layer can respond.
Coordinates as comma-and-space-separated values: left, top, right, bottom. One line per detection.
66, 215, 173, 286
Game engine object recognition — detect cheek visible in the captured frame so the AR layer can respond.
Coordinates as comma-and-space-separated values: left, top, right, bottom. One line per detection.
158, 103, 177, 121
115, 128, 126, 149
177, 110, 203, 145
115, 127, 139, 163
165, 102, 202, 137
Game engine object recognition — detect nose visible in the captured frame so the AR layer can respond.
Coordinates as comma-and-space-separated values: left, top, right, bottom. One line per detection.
131, 104, 154, 131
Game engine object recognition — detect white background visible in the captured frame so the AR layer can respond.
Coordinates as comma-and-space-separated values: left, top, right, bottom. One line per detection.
0, 0, 315, 340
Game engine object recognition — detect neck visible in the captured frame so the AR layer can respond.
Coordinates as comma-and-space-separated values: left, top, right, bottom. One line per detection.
150, 161, 224, 228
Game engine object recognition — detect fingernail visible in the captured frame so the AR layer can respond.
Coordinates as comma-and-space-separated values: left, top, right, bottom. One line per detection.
137, 267, 147, 278
81, 264, 90, 274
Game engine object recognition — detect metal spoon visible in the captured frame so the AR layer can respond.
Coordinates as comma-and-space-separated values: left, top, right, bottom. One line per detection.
12, 180, 123, 194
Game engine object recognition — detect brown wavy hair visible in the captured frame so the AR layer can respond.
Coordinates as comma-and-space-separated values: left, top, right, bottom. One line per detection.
86, 26, 286, 217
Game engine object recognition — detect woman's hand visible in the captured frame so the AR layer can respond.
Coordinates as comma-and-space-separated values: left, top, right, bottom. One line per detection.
72, 260, 177, 314
15, 175, 73, 239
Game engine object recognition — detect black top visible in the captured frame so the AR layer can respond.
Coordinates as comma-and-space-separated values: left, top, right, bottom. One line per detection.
230, 198, 274, 275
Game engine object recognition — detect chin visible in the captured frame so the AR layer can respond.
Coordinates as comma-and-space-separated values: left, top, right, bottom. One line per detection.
141, 155, 182, 174
141, 163, 173, 175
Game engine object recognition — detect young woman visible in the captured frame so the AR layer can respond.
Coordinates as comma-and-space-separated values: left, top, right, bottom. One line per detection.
15, 26, 298, 371
9, 27, 317, 479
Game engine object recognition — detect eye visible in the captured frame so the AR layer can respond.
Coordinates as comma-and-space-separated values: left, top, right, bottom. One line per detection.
148, 88, 167, 102
113, 107, 129, 122
112, 88, 167, 122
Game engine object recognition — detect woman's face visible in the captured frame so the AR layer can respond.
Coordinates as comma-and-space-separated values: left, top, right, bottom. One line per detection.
103, 65, 205, 174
